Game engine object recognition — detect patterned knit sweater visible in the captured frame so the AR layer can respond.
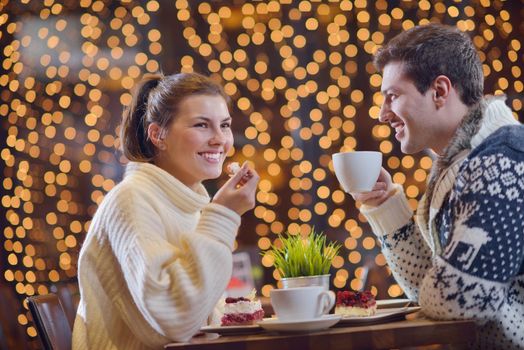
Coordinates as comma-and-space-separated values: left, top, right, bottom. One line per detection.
72, 162, 241, 349
361, 97, 524, 349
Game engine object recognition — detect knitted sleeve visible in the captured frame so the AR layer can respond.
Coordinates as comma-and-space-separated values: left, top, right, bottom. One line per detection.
102, 187, 240, 344
418, 142, 524, 322
360, 185, 433, 300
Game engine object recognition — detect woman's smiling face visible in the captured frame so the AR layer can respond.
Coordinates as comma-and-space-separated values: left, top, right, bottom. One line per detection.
155, 94, 233, 190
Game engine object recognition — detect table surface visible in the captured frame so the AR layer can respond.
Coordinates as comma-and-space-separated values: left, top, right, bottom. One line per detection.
164, 312, 477, 350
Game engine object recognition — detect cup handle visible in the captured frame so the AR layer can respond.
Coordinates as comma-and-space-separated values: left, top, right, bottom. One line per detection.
316, 291, 336, 317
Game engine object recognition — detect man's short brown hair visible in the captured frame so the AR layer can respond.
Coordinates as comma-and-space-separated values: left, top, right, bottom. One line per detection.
374, 24, 483, 106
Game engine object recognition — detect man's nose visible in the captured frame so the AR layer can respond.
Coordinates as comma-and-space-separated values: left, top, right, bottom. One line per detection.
379, 103, 393, 123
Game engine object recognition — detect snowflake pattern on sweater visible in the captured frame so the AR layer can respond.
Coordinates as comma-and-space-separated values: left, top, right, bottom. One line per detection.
366, 100, 524, 350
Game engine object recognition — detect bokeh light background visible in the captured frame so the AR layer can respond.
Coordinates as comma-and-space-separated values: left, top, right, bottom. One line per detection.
1, 0, 523, 347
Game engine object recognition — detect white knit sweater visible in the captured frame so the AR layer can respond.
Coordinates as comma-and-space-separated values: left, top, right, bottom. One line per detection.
72, 162, 241, 349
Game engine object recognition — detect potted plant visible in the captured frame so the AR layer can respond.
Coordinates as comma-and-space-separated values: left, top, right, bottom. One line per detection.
265, 228, 342, 290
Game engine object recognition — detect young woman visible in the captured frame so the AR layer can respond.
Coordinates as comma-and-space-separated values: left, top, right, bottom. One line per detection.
72, 73, 259, 349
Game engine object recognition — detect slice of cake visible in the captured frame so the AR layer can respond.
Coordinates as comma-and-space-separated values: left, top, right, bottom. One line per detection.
227, 162, 241, 176
335, 290, 377, 317
220, 295, 264, 326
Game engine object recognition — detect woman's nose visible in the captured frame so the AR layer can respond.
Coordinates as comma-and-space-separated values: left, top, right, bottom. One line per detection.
209, 128, 226, 144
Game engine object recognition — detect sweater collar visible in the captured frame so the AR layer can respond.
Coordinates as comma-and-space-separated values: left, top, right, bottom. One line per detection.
417, 95, 516, 254
425, 95, 512, 206
124, 162, 210, 213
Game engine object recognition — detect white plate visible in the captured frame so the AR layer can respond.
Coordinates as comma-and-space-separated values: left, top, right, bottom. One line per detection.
376, 299, 413, 309
257, 314, 342, 332
200, 323, 262, 335
337, 306, 421, 326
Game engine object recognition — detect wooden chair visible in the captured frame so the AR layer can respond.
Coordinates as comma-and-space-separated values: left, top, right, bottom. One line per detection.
50, 281, 80, 328
26, 294, 72, 350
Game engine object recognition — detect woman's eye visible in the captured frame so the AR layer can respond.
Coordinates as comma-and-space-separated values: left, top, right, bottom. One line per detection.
221, 122, 231, 128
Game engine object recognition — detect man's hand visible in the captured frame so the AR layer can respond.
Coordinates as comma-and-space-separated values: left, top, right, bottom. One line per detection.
350, 167, 395, 207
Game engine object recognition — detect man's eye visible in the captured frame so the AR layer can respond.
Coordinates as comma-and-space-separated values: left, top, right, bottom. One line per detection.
195, 123, 207, 128
384, 94, 395, 103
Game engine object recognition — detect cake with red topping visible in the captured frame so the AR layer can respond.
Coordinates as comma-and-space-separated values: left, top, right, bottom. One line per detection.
220, 296, 264, 326
335, 290, 377, 317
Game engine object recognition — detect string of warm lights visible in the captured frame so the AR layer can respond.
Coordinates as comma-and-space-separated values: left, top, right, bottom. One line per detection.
172, 0, 524, 298
1, 0, 523, 345
1, 0, 163, 343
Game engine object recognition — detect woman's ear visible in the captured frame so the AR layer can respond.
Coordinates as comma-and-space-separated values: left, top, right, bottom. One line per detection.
432, 75, 452, 108
148, 123, 166, 150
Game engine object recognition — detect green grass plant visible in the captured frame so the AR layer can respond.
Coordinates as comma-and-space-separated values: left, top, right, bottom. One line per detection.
267, 228, 342, 278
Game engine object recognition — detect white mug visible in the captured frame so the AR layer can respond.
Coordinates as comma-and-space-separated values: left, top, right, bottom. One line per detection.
332, 151, 382, 193
270, 286, 335, 321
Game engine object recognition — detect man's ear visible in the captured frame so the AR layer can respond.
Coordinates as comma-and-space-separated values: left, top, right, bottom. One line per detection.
147, 123, 164, 149
432, 75, 452, 108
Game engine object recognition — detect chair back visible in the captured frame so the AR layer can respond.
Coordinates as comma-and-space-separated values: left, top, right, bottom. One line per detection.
50, 281, 80, 328
26, 294, 72, 350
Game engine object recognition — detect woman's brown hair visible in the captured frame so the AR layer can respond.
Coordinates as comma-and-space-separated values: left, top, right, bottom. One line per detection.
120, 72, 229, 162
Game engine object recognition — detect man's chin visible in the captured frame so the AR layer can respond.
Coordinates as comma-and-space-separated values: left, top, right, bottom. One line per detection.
400, 142, 416, 154
401, 144, 424, 155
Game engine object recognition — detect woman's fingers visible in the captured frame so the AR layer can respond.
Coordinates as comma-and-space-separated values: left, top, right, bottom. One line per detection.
227, 162, 256, 188
223, 162, 249, 188
239, 166, 259, 190
213, 163, 259, 215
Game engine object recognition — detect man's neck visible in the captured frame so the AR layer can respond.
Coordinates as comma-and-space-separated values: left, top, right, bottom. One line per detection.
432, 99, 470, 155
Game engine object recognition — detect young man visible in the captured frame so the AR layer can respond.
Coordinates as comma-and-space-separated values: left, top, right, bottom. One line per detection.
352, 24, 524, 349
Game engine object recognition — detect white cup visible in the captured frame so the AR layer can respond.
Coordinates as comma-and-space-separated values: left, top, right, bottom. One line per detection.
332, 151, 382, 193
270, 286, 335, 321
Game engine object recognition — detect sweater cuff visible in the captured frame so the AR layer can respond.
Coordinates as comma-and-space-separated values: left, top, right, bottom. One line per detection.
360, 184, 413, 237
197, 203, 241, 251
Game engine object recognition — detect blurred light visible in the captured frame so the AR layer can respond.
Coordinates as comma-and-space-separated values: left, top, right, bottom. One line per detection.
2, 3, 522, 336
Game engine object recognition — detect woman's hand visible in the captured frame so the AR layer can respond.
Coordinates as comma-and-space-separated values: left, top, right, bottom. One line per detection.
350, 167, 395, 207
213, 162, 259, 215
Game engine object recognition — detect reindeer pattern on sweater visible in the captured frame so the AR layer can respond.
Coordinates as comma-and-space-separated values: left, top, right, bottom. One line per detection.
362, 97, 524, 349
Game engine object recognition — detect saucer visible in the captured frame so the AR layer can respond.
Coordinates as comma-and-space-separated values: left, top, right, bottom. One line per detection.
376, 298, 413, 309
337, 306, 421, 326
257, 314, 341, 332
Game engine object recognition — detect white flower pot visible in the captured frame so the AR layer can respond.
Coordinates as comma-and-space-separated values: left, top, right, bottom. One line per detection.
280, 274, 330, 290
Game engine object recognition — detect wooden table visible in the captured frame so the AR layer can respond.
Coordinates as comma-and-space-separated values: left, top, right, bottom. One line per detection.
164, 312, 477, 350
